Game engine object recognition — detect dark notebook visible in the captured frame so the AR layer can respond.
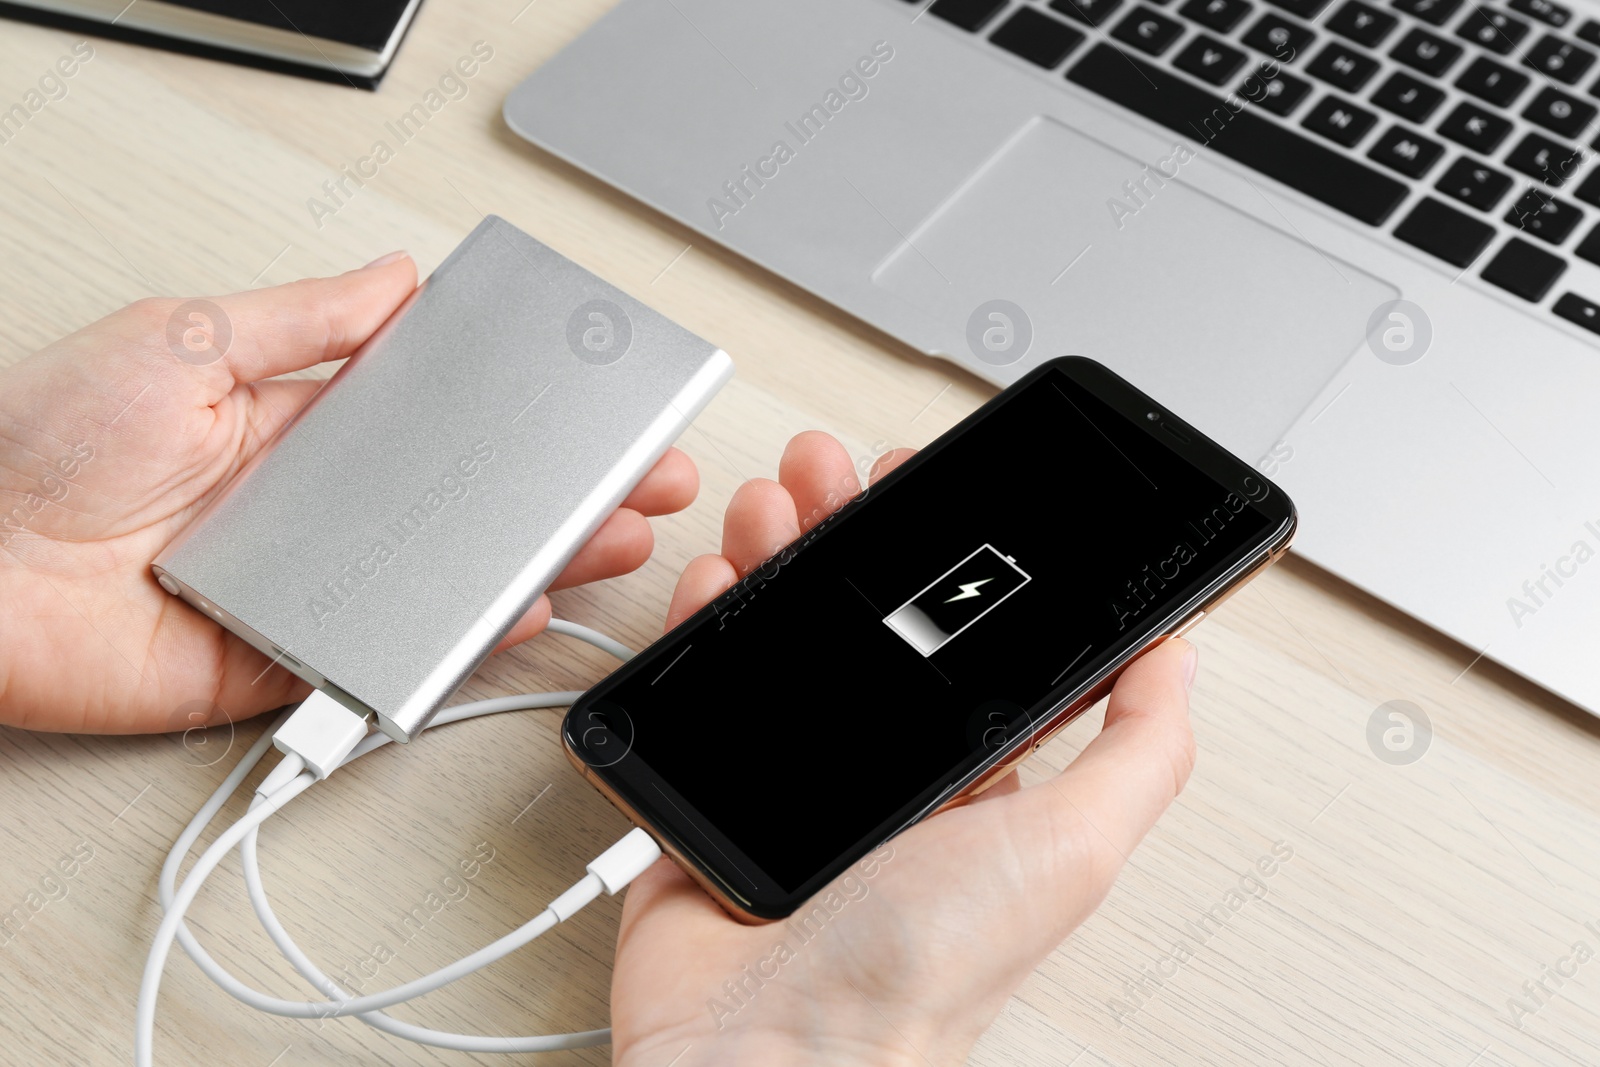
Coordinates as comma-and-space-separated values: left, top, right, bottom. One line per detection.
0, 0, 425, 89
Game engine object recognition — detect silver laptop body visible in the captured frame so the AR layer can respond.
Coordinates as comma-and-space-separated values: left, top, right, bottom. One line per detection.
506, 0, 1600, 713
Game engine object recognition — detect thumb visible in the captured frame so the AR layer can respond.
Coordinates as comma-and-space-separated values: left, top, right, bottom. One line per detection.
170, 251, 418, 398
1051, 636, 1199, 845
1001, 637, 1198, 930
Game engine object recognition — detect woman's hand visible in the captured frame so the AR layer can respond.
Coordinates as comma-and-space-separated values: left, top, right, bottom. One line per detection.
0, 254, 698, 734
610, 431, 1197, 1067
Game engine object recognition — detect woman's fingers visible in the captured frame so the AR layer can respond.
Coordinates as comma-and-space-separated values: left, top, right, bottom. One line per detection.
547, 508, 654, 591
778, 431, 859, 533
466, 434, 924, 696
491, 595, 554, 655
666, 433, 858, 631
492, 506, 665, 652
507, 432, 891, 649
544, 452, 699, 589
664, 553, 740, 632
869, 447, 917, 484
719, 478, 800, 576
619, 448, 699, 517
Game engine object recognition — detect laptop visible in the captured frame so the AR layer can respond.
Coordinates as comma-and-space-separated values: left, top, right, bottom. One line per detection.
505, 0, 1600, 715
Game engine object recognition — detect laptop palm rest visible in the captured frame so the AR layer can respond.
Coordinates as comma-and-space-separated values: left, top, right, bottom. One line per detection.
873, 116, 1396, 462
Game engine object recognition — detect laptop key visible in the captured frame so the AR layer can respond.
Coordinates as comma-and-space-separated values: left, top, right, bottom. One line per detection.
1371, 71, 1446, 120
1391, 0, 1462, 26
1504, 132, 1584, 187
1175, 34, 1249, 83
1179, 0, 1254, 30
1509, 0, 1571, 27
1580, 19, 1600, 47
1307, 41, 1381, 90
1302, 94, 1379, 145
1326, 0, 1398, 46
928, 0, 1009, 31
1265, 0, 1332, 19
1368, 124, 1446, 176
1454, 55, 1531, 106
1066, 43, 1408, 223
1050, 0, 1127, 27
1577, 223, 1600, 264
991, 7, 1087, 67
1481, 237, 1566, 299
1238, 61, 1315, 113
1522, 87, 1597, 138
1437, 102, 1513, 153
1393, 196, 1497, 265
1242, 13, 1317, 61
1112, 6, 1187, 54
1552, 292, 1600, 333
1522, 35, 1596, 84
1435, 156, 1515, 209
1573, 169, 1600, 206
1456, 7, 1532, 54
1505, 187, 1584, 242
1391, 28, 1464, 76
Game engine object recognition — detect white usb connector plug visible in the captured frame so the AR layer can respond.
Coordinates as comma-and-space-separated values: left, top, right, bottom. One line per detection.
271, 690, 370, 780
546, 828, 663, 921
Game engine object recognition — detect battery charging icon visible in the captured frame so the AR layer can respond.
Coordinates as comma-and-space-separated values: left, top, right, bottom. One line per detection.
883, 544, 1031, 657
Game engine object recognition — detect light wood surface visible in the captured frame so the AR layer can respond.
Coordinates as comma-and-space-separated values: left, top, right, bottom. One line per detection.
4, 3, 1600, 1065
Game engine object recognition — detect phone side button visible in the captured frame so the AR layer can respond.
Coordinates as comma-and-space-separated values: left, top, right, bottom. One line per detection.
1173, 609, 1207, 638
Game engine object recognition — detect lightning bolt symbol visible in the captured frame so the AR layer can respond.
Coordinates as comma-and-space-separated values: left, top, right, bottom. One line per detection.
944, 578, 993, 603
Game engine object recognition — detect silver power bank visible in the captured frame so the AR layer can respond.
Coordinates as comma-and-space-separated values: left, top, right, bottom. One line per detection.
153, 217, 732, 742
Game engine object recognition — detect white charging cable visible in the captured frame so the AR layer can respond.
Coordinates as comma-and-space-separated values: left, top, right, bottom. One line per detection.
136, 619, 657, 1066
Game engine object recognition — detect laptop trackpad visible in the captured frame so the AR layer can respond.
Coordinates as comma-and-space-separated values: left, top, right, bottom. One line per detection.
872, 116, 1397, 462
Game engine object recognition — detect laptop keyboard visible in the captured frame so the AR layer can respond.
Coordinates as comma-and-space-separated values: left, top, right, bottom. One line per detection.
905, 0, 1600, 337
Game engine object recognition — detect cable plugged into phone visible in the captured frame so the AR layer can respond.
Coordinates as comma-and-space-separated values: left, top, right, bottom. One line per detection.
135, 620, 657, 1067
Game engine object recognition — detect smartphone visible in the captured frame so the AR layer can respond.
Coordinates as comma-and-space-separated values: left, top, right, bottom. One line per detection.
563, 356, 1296, 921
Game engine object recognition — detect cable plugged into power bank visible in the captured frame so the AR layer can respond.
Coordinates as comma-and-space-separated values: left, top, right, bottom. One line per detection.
135, 621, 660, 1067
269, 690, 368, 779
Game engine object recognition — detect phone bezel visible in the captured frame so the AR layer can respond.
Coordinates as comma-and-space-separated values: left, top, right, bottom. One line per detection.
562, 356, 1297, 921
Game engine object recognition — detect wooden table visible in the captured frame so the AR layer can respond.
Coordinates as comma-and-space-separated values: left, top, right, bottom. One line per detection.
3, 3, 1600, 1064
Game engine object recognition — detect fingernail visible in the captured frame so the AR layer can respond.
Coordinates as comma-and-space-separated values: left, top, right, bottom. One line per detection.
1181, 644, 1199, 694
362, 250, 409, 269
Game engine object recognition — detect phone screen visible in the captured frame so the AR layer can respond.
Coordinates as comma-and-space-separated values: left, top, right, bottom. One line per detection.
566, 358, 1293, 917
